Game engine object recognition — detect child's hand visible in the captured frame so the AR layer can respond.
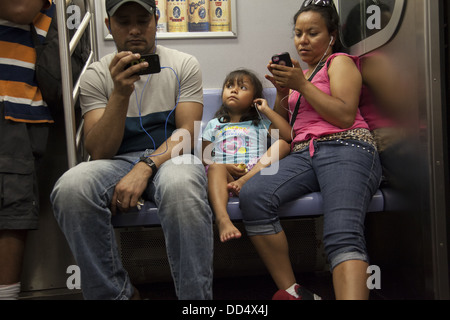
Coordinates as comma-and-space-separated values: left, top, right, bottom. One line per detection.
226, 164, 247, 177
253, 98, 270, 114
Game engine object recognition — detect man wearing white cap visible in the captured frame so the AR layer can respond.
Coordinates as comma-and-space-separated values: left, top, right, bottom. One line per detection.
51, 0, 213, 300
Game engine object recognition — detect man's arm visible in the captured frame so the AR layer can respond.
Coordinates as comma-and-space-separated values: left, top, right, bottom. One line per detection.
0, 0, 50, 24
83, 52, 150, 160
135, 100, 202, 170
110, 101, 203, 214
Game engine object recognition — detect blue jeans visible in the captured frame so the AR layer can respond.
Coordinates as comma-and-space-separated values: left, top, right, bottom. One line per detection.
51, 152, 213, 300
239, 140, 382, 270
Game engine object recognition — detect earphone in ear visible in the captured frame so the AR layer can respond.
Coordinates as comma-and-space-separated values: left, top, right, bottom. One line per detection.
330, 36, 334, 44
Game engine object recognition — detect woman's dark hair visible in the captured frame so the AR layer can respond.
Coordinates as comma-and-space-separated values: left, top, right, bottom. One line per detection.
293, 3, 347, 53
215, 69, 264, 125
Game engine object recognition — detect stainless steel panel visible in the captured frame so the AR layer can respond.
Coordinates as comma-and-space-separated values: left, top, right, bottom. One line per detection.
20, 119, 77, 293
357, 0, 449, 299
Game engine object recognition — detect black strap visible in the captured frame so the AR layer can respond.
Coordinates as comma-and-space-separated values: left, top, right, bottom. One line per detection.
29, 24, 39, 47
290, 62, 326, 127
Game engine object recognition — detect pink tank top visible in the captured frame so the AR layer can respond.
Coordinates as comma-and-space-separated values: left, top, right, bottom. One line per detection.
288, 53, 370, 156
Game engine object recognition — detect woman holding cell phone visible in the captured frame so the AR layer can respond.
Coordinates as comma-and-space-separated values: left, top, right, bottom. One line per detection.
239, 0, 382, 300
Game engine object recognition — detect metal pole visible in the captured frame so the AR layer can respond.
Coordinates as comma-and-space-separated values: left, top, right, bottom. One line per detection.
56, 0, 78, 168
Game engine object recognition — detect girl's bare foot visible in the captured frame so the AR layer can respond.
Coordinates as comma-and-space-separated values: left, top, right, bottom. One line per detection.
228, 179, 246, 196
217, 219, 242, 242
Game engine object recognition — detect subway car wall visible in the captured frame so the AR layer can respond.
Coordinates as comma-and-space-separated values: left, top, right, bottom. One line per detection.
353, 0, 450, 299
444, 0, 450, 283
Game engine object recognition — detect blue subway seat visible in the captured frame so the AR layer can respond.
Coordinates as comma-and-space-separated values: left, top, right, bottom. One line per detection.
111, 189, 385, 227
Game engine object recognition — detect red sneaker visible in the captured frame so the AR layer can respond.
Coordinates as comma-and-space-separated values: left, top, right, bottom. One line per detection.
272, 285, 322, 300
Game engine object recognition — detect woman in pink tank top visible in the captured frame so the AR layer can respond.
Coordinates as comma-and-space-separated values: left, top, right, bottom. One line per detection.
239, 0, 382, 300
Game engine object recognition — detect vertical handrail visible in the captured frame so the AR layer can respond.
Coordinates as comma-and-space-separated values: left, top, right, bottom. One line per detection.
56, 0, 98, 168
56, 0, 76, 168
88, 0, 99, 62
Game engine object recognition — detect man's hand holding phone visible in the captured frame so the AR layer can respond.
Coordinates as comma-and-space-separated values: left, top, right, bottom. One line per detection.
110, 52, 161, 98
125, 53, 161, 75
109, 52, 143, 97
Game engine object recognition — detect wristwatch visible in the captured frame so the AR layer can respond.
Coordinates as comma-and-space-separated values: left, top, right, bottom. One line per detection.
139, 156, 158, 179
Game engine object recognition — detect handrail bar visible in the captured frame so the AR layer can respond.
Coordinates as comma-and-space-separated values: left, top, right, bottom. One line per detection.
56, 0, 76, 168
56, 0, 98, 168
69, 11, 91, 56
73, 51, 94, 102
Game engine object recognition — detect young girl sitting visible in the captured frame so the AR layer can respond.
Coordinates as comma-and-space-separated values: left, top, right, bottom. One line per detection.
202, 69, 292, 242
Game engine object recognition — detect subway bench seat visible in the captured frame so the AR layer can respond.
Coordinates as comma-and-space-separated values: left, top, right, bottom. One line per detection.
111, 190, 387, 227
112, 88, 391, 228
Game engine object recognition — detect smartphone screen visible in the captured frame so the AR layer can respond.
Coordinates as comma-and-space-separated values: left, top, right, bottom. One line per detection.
126, 54, 161, 75
272, 52, 293, 67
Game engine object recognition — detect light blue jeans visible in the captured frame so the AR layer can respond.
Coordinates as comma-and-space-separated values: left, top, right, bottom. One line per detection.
51, 152, 213, 300
240, 140, 382, 271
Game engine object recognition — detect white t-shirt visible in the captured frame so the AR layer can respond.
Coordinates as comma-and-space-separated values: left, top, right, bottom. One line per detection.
80, 45, 203, 154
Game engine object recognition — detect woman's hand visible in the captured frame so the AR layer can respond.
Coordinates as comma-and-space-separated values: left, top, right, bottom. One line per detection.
265, 62, 290, 95
266, 59, 307, 93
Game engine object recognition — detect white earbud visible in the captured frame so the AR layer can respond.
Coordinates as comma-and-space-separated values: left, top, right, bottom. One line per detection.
330, 36, 334, 44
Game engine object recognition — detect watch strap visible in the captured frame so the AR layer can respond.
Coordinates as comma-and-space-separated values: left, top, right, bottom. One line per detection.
139, 156, 158, 178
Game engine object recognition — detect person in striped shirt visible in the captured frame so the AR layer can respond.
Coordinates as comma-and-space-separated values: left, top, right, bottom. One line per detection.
0, 0, 53, 300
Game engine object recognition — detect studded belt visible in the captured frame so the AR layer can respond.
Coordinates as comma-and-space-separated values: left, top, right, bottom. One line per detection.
292, 128, 377, 153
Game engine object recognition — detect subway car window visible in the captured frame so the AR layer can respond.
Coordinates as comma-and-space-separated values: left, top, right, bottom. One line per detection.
338, 0, 405, 55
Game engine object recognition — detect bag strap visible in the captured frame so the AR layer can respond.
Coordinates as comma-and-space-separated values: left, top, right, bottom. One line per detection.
29, 24, 39, 47
29, 23, 46, 61
290, 61, 326, 127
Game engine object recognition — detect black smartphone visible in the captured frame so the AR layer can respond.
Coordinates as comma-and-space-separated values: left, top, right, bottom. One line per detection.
272, 52, 293, 67
126, 53, 161, 75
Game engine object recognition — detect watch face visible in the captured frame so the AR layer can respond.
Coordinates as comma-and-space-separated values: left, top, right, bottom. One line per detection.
140, 157, 157, 171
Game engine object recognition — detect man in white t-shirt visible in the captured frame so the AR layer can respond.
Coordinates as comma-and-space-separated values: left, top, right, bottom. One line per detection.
51, 0, 213, 300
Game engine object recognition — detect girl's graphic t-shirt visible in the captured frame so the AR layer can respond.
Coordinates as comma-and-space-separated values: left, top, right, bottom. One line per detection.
203, 118, 271, 165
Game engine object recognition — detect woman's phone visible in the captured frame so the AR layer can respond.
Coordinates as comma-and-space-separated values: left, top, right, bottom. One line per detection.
272, 52, 293, 67
125, 53, 161, 75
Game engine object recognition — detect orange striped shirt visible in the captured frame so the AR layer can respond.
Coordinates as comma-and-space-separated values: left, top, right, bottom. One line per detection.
0, 0, 54, 123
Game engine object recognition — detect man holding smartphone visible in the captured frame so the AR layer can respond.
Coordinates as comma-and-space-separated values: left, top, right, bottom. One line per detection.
51, 0, 214, 300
